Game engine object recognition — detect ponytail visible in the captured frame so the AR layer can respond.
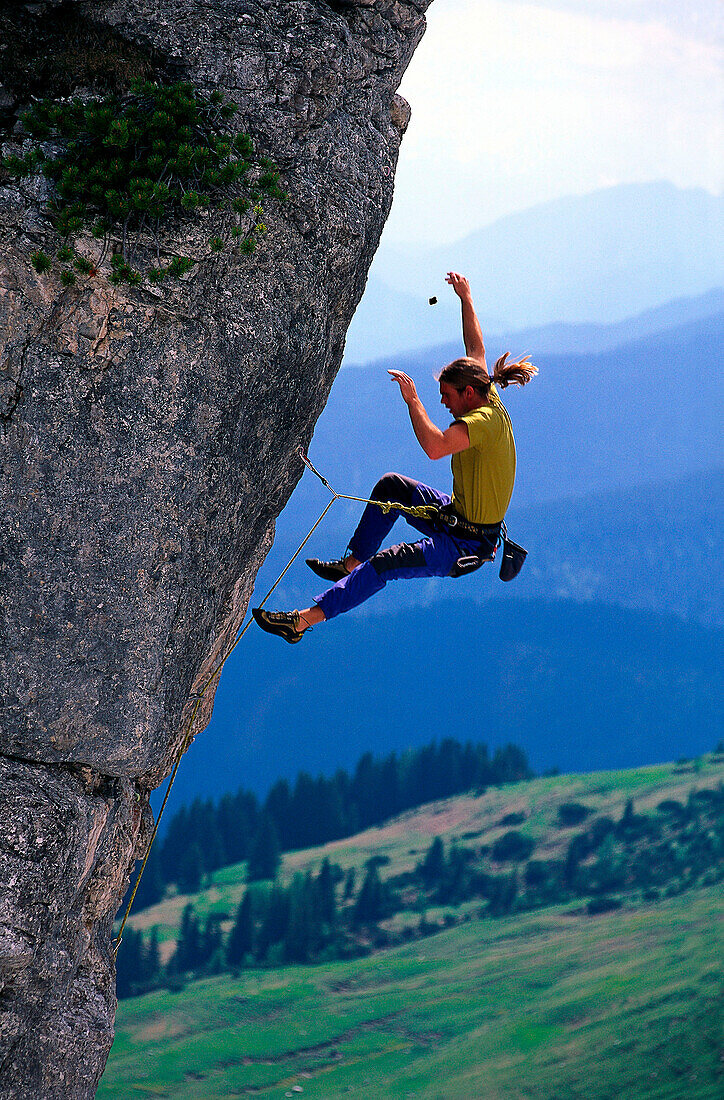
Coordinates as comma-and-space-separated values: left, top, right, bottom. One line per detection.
438, 353, 537, 394
490, 352, 537, 389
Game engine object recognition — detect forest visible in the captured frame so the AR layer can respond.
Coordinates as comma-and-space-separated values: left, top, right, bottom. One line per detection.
116, 745, 723, 1000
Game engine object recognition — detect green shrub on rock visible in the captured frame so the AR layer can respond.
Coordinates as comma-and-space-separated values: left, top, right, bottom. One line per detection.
2, 79, 288, 285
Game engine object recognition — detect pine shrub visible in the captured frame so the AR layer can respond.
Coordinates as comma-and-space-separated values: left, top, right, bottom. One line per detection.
2, 79, 288, 283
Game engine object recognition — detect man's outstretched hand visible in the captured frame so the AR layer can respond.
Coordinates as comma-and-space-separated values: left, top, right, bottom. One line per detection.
388, 370, 419, 406
446, 271, 472, 301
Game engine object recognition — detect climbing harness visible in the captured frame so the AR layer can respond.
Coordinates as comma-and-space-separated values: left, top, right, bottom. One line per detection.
113, 449, 441, 955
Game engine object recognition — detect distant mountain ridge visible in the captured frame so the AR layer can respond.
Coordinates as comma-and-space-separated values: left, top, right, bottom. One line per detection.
282, 309, 724, 510
249, 306, 724, 628
347, 287, 724, 366
344, 182, 724, 360
166, 598, 722, 807
261, 467, 724, 630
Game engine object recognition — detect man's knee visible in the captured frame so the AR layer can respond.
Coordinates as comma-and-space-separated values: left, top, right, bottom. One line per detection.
372, 472, 415, 504
370, 542, 426, 576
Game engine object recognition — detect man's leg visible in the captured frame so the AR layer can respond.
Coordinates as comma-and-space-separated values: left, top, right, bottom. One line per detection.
347, 473, 449, 561
312, 532, 462, 622
253, 479, 453, 641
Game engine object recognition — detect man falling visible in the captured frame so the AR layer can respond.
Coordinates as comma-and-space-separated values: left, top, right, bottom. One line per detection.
253, 272, 537, 642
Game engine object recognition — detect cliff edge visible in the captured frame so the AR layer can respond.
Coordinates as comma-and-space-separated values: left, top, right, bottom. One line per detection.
0, 1, 432, 1094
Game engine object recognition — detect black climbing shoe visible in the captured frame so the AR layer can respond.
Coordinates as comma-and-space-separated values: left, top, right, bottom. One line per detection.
252, 608, 305, 643
305, 557, 351, 582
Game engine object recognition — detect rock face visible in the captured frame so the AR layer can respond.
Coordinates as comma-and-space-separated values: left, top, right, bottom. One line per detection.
0, 1, 432, 1094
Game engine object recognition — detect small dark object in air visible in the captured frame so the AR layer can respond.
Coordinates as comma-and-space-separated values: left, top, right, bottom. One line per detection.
429, 296, 437, 305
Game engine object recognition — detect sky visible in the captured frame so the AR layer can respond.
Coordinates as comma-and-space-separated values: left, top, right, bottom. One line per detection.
384, 0, 724, 244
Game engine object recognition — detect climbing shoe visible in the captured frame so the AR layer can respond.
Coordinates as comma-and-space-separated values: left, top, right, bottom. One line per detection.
252, 608, 305, 643
305, 557, 351, 582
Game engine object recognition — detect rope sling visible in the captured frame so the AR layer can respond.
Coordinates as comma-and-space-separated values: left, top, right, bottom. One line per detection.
113, 449, 441, 954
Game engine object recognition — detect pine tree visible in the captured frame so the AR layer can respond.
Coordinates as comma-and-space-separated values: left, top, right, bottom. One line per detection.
161, 805, 190, 886
188, 798, 225, 872
200, 913, 225, 973
171, 903, 201, 972
144, 926, 161, 985
284, 874, 319, 962
343, 866, 356, 900
255, 885, 290, 960
177, 840, 204, 894
264, 779, 293, 850
247, 811, 281, 882
418, 837, 446, 887
315, 858, 337, 927
353, 865, 385, 926
226, 890, 254, 967
218, 790, 259, 865
290, 773, 321, 850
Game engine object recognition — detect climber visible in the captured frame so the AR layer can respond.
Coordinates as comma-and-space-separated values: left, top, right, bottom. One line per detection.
252, 271, 537, 642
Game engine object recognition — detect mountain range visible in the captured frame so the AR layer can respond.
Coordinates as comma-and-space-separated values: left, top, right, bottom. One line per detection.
345, 182, 724, 361
167, 598, 722, 808
260, 467, 724, 630
267, 305, 723, 558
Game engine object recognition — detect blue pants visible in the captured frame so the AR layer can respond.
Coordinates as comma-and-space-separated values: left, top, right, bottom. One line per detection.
314, 473, 489, 620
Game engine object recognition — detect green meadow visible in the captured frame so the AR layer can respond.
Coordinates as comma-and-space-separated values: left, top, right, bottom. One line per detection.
101, 888, 722, 1098
101, 759, 723, 1097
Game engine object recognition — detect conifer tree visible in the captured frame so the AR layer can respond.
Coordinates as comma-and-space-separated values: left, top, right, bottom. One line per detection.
247, 811, 281, 882
418, 836, 446, 887
177, 840, 205, 894
200, 913, 225, 973
284, 873, 319, 962
315, 858, 337, 927
264, 779, 294, 850
255, 885, 290, 960
353, 865, 386, 926
226, 890, 254, 967
343, 866, 356, 900
144, 927, 161, 985
171, 903, 201, 972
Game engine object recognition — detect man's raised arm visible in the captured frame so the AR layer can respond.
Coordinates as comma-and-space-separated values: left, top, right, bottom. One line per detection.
446, 272, 486, 365
387, 371, 470, 460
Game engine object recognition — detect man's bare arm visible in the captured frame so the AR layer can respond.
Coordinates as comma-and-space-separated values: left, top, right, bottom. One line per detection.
446, 272, 486, 364
388, 371, 470, 460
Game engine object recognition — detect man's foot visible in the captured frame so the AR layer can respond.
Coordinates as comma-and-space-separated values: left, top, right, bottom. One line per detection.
252, 608, 304, 643
305, 556, 357, 581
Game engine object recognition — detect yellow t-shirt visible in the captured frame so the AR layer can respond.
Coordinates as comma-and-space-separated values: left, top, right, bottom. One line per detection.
451, 387, 516, 524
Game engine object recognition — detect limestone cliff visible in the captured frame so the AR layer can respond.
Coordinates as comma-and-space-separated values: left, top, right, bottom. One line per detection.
0, 1, 432, 1094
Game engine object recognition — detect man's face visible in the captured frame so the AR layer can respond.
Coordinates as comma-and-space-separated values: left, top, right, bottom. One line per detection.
439, 381, 470, 419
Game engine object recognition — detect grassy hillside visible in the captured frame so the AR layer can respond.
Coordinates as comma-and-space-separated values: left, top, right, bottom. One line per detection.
130, 756, 723, 957
102, 887, 722, 1098
104, 757, 724, 1096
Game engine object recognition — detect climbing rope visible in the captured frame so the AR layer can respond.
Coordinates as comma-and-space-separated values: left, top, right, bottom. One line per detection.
113, 449, 439, 955
297, 449, 440, 521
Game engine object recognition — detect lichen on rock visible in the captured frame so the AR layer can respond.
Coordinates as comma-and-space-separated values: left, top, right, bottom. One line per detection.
0, 1, 433, 1095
